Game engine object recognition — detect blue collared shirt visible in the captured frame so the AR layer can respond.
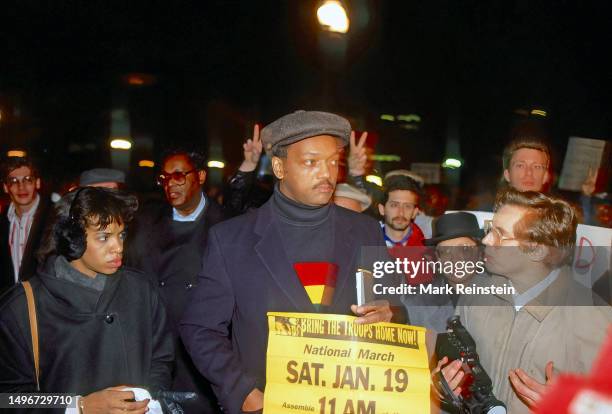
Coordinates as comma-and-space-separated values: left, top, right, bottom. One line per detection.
173, 193, 206, 222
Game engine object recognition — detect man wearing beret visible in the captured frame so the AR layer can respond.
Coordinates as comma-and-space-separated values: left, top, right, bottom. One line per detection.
180, 110, 394, 414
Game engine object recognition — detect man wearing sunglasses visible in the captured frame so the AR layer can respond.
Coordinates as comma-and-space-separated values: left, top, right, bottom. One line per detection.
0, 156, 50, 294
127, 149, 227, 414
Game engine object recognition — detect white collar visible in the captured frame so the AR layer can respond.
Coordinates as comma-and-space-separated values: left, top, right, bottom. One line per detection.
512, 267, 561, 311
7, 194, 40, 222
172, 193, 206, 222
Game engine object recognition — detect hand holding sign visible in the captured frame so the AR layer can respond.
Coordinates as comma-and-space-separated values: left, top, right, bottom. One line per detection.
351, 300, 393, 324
581, 166, 597, 196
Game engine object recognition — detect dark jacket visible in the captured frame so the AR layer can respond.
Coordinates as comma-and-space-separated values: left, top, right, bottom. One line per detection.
0, 197, 51, 294
126, 196, 227, 413
224, 170, 273, 216
180, 199, 388, 414
0, 258, 173, 395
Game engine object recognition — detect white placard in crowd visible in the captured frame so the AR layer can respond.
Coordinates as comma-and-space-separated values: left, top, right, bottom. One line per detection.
558, 137, 608, 191
572, 224, 611, 289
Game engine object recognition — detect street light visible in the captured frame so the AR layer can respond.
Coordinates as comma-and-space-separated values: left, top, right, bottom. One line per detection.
317, 0, 349, 33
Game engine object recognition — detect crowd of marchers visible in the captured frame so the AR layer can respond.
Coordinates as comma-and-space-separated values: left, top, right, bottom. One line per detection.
0, 110, 609, 414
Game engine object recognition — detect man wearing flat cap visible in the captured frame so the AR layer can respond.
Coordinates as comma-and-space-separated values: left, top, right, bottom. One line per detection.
180, 110, 394, 414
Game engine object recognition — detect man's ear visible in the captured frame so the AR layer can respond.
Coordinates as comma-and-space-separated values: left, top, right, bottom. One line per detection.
542, 170, 551, 185
2, 184, 8, 194
527, 244, 549, 263
198, 170, 206, 185
411, 206, 420, 220
271, 156, 284, 180
377, 203, 385, 217
503, 169, 511, 183
35, 178, 41, 191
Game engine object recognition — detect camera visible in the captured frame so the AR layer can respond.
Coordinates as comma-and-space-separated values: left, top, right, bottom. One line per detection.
434, 316, 506, 414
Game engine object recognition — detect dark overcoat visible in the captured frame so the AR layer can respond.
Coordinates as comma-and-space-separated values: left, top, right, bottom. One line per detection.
0, 259, 173, 396
180, 199, 388, 414
126, 197, 227, 413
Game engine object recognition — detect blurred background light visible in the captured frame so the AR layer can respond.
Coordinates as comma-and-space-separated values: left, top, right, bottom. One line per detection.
442, 158, 462, 169
531, 109, 547, 117
110, 138, 132, 149
7, 150, 27, 158
370, 154, 401, 162
207, 160, 225, 169
138, 160, 155, 168
365, 174, 383, 186
396, 114, 421, 122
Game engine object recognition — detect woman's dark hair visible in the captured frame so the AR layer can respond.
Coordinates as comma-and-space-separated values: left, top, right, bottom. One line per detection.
38, 187, 138, 261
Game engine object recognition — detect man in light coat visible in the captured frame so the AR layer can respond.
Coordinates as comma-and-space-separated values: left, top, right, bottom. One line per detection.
437, 189, 611, 414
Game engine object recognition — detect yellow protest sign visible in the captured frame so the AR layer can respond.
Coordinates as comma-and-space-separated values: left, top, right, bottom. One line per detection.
265, 312, 430, 414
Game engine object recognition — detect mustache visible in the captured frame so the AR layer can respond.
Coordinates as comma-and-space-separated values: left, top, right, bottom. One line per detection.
313, 180, 334, 189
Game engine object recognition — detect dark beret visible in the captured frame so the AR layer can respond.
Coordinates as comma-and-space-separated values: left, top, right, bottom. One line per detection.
79, 168, 125, 186
261, 110, 351, 154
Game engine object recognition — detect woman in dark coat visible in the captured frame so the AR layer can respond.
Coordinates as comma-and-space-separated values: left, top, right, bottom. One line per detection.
0, 187, 173, 413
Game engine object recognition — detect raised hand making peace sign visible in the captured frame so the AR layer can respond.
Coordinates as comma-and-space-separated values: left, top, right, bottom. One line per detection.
239, 124, 263, 173
348, 130, 368, 177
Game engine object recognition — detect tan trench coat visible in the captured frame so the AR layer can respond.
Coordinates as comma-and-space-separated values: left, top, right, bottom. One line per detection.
456, 267, 611, 414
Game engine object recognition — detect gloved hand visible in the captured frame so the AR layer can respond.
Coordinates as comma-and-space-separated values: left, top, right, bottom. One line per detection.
155, 390, 197, 414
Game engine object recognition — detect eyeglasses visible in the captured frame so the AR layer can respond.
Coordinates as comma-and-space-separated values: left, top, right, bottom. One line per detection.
156, 169, 196, 186
483, 222, 517, 246
5, 175, 36, 186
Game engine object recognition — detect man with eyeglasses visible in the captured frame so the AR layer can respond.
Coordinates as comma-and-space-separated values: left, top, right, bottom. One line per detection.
126, 149, 226, 414
0, 156, 50, 294
436, 189, 611, 414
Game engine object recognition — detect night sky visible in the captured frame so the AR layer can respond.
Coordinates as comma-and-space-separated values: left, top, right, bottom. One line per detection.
1, 1, 610, 202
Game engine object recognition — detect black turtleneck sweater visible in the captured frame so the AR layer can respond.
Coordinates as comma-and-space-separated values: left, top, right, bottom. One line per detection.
272, 185, 334, 264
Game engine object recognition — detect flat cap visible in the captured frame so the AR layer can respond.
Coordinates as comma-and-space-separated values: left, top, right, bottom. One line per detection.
261, 110, 351, 155
334, 183, 372, 211
79, 168, 125, 186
